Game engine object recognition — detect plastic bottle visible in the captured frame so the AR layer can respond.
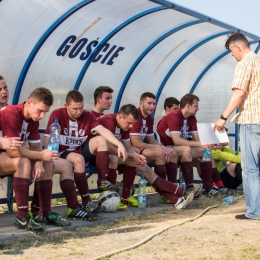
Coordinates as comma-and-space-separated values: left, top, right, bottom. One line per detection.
138, 175, 147, 209
48, 119, 60, 153
202, 149, 212, 161
223, 195, 236, 205
179, 171, 186, 189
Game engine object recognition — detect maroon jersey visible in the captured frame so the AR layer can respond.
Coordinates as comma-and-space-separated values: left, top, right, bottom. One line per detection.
0, 102, 40, 146
130, 108, 154, 141
90, 110, 104, 120
98, 114, 130, 142
45, 108, 101, 154
156, 109, 197, 146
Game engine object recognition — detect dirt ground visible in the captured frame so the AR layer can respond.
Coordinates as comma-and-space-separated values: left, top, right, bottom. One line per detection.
1, 197, 260, 260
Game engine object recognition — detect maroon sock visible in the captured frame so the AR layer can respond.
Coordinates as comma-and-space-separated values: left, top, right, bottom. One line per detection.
107, 168, 117, 184
200, 161, 213, 190
166, 162, 178, 183
60, 179, 80, 209
179, 162, 194, 189
152, 177, 184, 197
30, 184, 40, 213
13, 177, 29, 218
157, 190, 178, 204
211, 180, 217, 187
122, 166, 136, 199
154, 165, 167, 179
96, 151, 109, 185
36, 180, 52, 216
74, 172, 90, 206
211, 168, 224, 188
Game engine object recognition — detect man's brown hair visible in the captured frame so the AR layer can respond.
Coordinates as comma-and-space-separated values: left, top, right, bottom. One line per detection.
94, 86, 114, 105
118, 104, 139, 120
164, 97, 180, 110
225, 32, 249, 50
66, 90, 84, 104
140, 92, 156, 101
180, 94, 200, 109
28, 87, 53, 106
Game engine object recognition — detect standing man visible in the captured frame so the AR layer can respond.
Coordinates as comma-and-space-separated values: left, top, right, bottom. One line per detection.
214, 32, 260, 220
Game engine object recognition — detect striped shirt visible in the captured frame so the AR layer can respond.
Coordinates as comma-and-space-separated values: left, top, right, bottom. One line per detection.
232, 51, 260, 124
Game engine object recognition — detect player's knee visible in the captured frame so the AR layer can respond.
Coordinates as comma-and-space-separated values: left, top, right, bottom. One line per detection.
18, 158, 31, 176
73, 155, 85, 168
183, 146, 192, 155
154, 148, 165, 158
95, 136, 108, 148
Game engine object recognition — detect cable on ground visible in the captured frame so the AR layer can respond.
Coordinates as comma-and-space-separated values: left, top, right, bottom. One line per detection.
91, 204, 219, 260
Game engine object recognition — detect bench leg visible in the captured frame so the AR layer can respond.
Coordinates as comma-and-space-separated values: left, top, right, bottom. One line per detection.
6, 176, 14, 213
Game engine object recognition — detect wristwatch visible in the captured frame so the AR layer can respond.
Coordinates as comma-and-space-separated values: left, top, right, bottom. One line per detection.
220, 114, 228, 120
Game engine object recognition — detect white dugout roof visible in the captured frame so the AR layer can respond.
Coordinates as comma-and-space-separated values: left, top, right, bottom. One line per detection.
0, 0, 259, 149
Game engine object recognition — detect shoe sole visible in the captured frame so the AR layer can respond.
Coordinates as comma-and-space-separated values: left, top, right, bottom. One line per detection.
176, 193, 194, 209
68, 217, 97, 221
14, 222, 44, 232
117, 207, 127, 211
85, 208, 102, 213
36, 221, 71, 227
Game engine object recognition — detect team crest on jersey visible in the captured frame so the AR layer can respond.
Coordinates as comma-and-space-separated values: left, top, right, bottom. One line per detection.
64, 128, 69, 135
115, 127, 121, 140
79, 129, 85, 136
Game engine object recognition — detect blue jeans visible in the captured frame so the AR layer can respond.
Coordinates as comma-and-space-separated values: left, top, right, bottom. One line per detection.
240, 124, 260, 219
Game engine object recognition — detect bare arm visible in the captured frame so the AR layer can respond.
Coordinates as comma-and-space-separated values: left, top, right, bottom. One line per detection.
6, 142, 58, 162
214, 89, 245, 131
130, 135, 160, 149
171, 132, 210, 150
0, 137, 22, 150
95, 126, 127, 160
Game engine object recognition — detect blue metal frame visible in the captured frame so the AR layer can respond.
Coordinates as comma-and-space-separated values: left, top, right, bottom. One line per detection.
114, 19, 203, 113
255, 43, 260, 54
13, 0, 95, 105
150, 0, 260, 41
154, 31, 230, 115
73, 6, 166, 91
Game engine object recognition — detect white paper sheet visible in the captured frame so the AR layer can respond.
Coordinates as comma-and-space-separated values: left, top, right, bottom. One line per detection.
197, 123, 229, 145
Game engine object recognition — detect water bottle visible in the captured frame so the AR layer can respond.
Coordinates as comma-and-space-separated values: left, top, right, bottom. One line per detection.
179, 171, 186, 189
138, 175, 147, 209
202, 149, 212, 161
223, 195, 236, 205
48, 119, 60, 154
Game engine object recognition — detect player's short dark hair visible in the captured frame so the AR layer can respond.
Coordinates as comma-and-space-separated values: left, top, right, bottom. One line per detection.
180, 94, 199, 109
0, 75, 4, 81
140, 92, 156, 101
118, 104, 139, 120
225, 32, 249, 50
164, 97, 180, 110
66, 90, 84, 104
94, 86, 114, 105
28, 87, 53, 106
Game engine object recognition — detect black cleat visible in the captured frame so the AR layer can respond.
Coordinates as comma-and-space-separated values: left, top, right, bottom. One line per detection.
36, 212, 71, 227
14, 215, 44, 232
